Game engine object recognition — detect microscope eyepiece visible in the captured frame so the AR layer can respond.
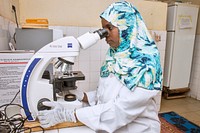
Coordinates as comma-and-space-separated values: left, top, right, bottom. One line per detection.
94, 28, 108, 39
77, 28, 108, 49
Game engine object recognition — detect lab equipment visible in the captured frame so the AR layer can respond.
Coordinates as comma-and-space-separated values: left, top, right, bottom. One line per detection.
20, 28, 108, 121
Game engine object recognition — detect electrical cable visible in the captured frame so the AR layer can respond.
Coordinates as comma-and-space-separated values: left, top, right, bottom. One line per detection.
10, 90, 19, 104
11, 5, 18, 44
13, 32, 16, 44
0, 90, 45, 133
12, 5, 19, 28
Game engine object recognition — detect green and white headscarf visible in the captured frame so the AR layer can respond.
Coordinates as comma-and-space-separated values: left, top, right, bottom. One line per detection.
100, 1, 163, 91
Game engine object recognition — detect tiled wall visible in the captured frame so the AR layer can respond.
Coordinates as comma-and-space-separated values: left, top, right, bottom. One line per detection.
151, 30, 167, 111
189, 35, 200, 100
0, 16, 17, 50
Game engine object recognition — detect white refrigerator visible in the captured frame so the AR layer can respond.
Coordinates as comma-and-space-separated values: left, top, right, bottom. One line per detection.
163, 2, 199, 90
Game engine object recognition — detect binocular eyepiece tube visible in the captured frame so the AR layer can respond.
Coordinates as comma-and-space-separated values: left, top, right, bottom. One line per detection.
77, 28, 108, 49
93, 28, 108, 39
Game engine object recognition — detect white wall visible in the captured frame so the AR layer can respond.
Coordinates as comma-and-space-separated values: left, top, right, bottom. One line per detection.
0, 16, 17, 50
189, 35, 200, 100
0, 0, 19, 22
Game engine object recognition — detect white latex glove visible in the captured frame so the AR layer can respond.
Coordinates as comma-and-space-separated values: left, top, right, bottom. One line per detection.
38, 102, 76, 128
69, 89, 84, 101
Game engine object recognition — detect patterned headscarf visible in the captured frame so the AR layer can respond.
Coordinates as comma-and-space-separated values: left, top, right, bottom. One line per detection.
100, 1, 163, 91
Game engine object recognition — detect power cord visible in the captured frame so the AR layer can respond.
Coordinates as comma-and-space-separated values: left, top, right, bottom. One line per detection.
12, 5, 19, 28
11, 5, 19, 44
0, 90, 45, 133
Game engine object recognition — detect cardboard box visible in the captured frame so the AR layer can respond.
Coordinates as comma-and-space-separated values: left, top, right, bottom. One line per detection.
0, 50, 34, 106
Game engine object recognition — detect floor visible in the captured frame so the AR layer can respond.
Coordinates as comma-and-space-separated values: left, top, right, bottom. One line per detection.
159, 96, 200, 126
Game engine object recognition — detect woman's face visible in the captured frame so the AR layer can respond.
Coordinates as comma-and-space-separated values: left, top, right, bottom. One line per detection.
101, 18, 120, 49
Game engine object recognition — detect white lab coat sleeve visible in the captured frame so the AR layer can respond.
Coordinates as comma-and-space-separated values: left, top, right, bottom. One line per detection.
76, 86, 159, 133
85, 90, 97, 106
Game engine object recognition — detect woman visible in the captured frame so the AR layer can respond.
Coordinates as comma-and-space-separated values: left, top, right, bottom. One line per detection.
38, 1, 163, 133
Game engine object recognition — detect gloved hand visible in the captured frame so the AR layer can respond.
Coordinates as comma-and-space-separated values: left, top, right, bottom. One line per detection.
69, 89, 84, 101
38, 102, 76, 128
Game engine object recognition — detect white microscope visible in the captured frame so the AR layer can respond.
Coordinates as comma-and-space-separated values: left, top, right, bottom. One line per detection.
20, 28, 108, 121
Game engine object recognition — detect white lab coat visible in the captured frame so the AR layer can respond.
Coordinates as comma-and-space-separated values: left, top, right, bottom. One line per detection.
76, 74, 160, 133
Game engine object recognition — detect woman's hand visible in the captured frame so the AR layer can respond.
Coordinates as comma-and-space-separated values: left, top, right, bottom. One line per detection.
38, 102, 76, 128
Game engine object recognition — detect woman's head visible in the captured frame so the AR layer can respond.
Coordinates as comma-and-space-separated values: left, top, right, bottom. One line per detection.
100, 1, 139, 51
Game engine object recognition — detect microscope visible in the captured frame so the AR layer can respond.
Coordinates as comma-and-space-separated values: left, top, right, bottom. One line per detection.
20, 28, 108, 121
